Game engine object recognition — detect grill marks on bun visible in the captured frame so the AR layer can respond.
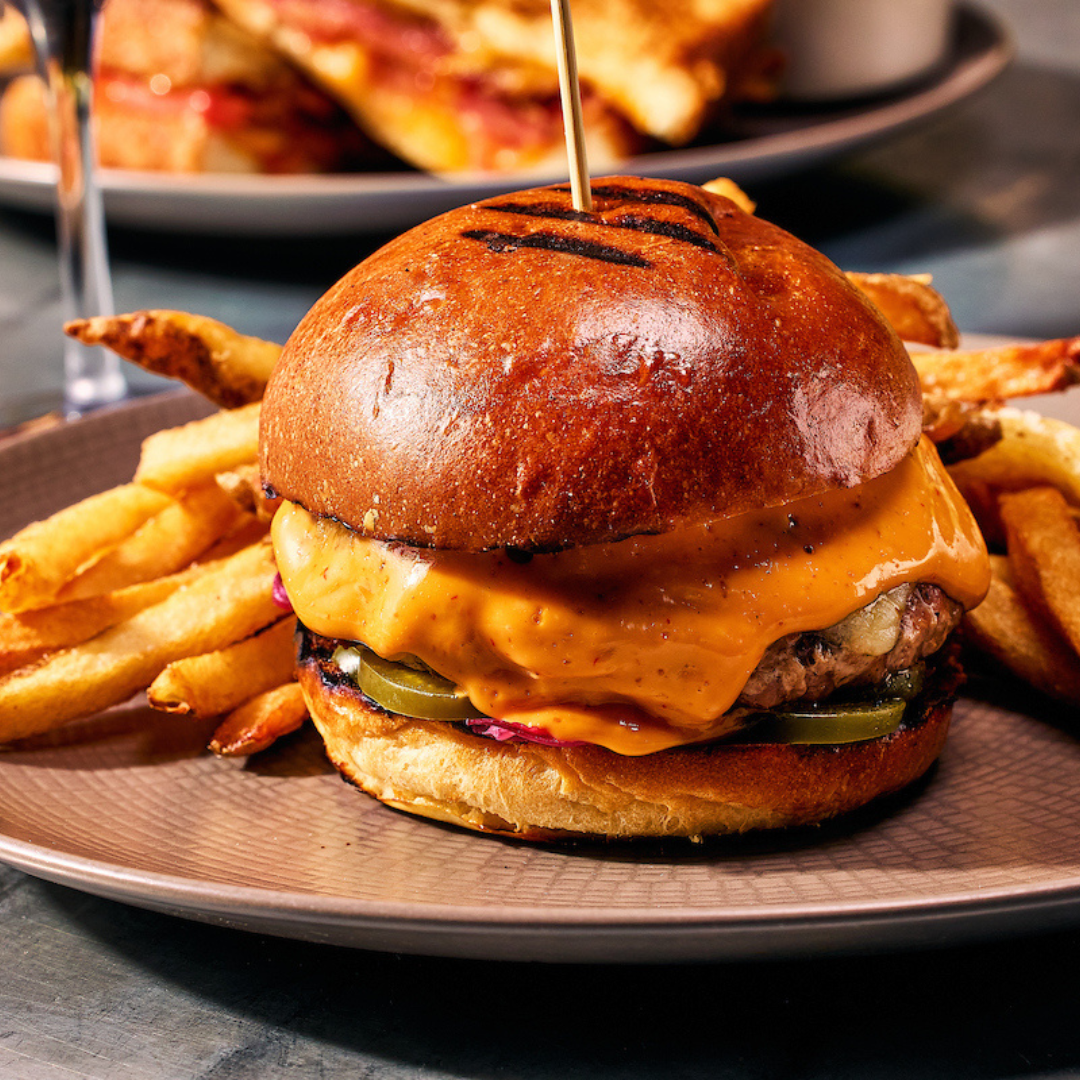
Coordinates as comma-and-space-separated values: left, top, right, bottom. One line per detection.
570, 181, 724, 233
609, 215, 721, 253
490, 180, 723, 228
460, 229, 653, 268
471, 181, 728, 265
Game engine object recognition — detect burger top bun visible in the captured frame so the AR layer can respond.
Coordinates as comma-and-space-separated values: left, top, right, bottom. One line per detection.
260, 176, 922, 552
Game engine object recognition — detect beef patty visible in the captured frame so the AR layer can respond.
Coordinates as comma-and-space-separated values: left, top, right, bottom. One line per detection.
738, 583, 962, 709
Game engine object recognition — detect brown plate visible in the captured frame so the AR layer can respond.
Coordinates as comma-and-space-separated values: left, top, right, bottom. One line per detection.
0, 388, 1078, 963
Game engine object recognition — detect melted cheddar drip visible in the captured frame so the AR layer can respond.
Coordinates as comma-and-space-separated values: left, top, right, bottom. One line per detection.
273, 438, 989, 755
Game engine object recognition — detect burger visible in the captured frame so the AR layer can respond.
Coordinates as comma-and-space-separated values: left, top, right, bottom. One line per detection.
259, 176, 991, 841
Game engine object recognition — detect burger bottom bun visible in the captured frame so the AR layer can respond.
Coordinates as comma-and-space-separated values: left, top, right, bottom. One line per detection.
297, 653, 960, 842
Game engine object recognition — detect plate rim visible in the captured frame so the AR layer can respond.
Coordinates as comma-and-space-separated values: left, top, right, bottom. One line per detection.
3, 816, 1080, 928
5, 808, 1080, 965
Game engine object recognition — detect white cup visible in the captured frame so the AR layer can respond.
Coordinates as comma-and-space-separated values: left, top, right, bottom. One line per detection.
771, 0, 956, 101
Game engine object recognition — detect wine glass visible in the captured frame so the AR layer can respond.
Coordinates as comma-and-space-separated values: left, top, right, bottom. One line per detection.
19, 0, 126, 415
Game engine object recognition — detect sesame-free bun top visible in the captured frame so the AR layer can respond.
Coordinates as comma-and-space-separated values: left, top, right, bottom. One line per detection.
260, 176, 921, 551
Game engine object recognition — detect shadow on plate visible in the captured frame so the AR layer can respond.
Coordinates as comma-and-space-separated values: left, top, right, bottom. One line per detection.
0, 699, 336, 779
0, 700, 215, 767
962, 664, 1080, 742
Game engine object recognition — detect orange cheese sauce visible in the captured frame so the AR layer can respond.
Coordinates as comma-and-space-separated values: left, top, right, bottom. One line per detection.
273, 438, 989, 754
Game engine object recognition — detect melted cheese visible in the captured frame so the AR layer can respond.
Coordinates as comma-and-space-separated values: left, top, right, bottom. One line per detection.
273, 438, 989, 755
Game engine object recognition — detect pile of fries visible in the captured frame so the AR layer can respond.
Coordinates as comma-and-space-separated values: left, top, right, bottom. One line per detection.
0, 314, 302, 754
895, 317, 1080, 706
949, 410, 1080, 702
0, 272, 1077, 757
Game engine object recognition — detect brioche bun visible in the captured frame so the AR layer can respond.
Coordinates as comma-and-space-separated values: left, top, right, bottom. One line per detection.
260, 176, 921, 552
297, 637, 960, 840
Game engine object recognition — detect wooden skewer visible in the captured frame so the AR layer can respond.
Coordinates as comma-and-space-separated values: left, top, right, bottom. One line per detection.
550, 0, 592, 213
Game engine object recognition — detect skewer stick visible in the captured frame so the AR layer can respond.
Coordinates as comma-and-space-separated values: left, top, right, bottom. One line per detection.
550, 0, 592, 212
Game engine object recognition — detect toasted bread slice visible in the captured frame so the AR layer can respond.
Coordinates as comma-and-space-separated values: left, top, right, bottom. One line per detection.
211, 0, 775, 172
0, 68, 373, 173
0, 0, 374, 173
99, 0, 286, 89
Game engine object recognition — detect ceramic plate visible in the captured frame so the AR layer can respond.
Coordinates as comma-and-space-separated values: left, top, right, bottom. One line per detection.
0, 5, 1010, 235
0, 386, 1078, 963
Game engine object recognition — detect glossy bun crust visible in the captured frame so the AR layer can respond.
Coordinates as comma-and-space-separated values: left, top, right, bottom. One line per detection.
260, 177, 921, 552
297, 651, 959, 841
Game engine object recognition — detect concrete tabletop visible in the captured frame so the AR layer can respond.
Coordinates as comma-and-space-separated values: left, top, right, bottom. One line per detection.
0, 1, 1078, 1076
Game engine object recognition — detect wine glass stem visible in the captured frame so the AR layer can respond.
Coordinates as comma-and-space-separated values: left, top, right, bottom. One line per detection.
29, 0, 126, 414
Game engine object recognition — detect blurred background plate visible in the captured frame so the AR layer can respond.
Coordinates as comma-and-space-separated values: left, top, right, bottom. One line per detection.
0, 4, 1010, 236
0, 378, 1078, 964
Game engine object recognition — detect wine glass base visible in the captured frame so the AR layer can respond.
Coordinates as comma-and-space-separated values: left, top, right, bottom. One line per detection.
64, 369, 127, 417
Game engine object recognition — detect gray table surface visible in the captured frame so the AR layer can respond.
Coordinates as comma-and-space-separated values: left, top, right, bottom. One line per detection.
1, 0, 1079, 1076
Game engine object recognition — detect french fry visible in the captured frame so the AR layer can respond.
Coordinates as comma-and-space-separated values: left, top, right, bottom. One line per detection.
0, 541, 280, 743
702, 177, 756, 214
948, 409, 1080, 543
148, 615, 297, 717
999, 486, 1080, 656
0, 483, 172, 614
923, 395, 978, 444
55, 481, 242, 602
911, 336, 1080, 402
0, 6, 32, 70
134, 401, 260, 494
64, 311, 281, 408
847, 272, 960, 348
989, 551, 1014, 588
0, 563, 207, 677
208, 681, 308, 756
923, 403, 1002, 467
963, 567, 1080, 705
215, 462, 281, 521
199, 515, 270, 561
